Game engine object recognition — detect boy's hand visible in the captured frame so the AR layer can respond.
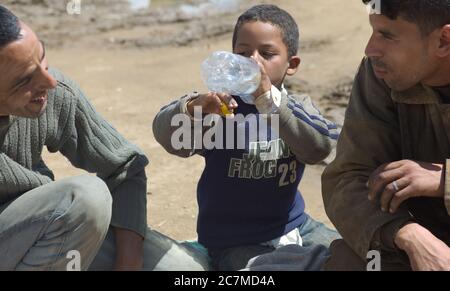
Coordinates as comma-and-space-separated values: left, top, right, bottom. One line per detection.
186, 92, 237, 117
251, 56, 272, 99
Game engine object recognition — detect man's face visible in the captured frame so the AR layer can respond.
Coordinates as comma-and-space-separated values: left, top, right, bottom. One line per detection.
233, 21, 299, 89
365, 15, 440, 91
0, 22, 56, 118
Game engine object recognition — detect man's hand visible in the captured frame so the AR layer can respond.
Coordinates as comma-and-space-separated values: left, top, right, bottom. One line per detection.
114, 228, 144, 271
251, 55, 272, 99
395, 223, 450, 271
186, 92, 237, 117
367, 160, 444, 213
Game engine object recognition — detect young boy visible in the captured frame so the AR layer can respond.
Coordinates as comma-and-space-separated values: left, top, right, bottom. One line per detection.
153, 4, 340, 271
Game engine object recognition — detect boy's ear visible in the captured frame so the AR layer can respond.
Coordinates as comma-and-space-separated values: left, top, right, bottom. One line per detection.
286, 56, 301, 76
436, 24, 450, 58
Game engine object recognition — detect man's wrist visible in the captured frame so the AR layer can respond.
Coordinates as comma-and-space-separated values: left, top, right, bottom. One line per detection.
445, 160, 450, 215
394, 222, 422, 253
436, 162, 445, 197
114, 228, 144, 270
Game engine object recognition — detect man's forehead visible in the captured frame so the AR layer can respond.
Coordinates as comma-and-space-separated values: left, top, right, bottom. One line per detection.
0, 26, 40, 71
369, 14, 421, 34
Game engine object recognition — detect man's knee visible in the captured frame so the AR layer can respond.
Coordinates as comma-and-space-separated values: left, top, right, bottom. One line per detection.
64, 175, 112, 207
59, 175, 112, 233
323, 239, 367, 271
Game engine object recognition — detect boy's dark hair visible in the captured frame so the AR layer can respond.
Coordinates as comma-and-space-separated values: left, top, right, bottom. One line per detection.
0, 5, 21, 48
232, 4, 299, 58
362, 0, 450, 35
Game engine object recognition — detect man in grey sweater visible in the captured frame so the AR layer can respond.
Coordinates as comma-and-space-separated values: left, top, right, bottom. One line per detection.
0, 5, 209, 271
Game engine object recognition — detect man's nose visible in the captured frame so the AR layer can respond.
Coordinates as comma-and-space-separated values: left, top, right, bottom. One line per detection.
365, 34, 383, 58
36, 68, 57, 91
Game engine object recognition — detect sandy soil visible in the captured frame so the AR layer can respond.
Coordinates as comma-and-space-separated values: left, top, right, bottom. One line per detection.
4, 0, 372, 240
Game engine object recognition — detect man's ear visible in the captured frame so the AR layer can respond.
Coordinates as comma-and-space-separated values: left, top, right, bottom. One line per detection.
436, 24, 450, 58
286, 56, 301, 76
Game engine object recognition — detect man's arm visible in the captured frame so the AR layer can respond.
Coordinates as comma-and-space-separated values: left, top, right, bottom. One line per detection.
322, 58, 412, 259
0, 153, 53, 203
47, 69, 149, 268
114, 228, 144, 271
445, 160, 450, 214
395, 222, 450, 271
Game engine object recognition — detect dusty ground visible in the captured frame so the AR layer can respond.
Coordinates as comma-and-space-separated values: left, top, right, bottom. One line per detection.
5, 0, 372, 240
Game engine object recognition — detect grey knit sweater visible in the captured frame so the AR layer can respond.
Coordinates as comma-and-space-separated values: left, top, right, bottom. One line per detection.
0, 68, 149, 237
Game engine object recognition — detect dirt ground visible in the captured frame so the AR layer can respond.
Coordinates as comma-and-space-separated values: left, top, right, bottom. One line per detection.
5, 0, 372, 240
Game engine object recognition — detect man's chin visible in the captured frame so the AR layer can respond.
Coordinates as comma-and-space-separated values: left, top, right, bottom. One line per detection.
23, 100, 48, 118
384, 79, 415, 92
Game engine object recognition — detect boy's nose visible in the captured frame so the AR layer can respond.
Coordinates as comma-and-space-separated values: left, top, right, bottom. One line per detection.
251, 50, 261, 59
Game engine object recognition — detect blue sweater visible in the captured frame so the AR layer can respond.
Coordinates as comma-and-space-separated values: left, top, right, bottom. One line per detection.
153, 90, 339, 250
197, 98, 307, 249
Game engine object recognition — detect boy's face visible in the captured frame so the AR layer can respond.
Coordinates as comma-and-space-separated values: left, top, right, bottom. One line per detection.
233, 21, 300, 89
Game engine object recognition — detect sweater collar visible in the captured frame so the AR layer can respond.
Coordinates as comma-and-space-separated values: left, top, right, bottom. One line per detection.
0, 116, 12, 129
0, 116, 14, 143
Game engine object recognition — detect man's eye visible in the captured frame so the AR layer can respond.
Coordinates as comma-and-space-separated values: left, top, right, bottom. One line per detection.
18, 77, 32, 88
380, 33, 394, 41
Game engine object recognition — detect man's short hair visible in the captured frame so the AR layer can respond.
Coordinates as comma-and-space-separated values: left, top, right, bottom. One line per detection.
0, 5, 21, 48
232, 4, 299, 58
363, 0, 450, 35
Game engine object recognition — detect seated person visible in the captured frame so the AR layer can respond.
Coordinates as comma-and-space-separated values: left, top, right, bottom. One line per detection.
323, 0, 450, 271
153, 4, 340, 271
0, 5, 209, 271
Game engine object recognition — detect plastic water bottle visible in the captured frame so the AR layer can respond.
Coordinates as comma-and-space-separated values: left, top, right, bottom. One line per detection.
201, 51, 261, 104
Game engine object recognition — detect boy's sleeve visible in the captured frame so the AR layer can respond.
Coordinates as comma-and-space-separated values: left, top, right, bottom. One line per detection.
255, 85, 339, 164
152, 93, 204, 158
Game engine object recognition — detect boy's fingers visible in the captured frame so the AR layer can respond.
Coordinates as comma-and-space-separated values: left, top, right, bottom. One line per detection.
251, 56, 267, 75
217, 93, 238, 108
213, 93, 235, 116
217, 93, 238, 117
219, 102, 235, 117
250, 56, 271, 98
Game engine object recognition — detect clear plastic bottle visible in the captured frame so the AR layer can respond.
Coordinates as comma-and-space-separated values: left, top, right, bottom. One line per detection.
201, 51, 261, 104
